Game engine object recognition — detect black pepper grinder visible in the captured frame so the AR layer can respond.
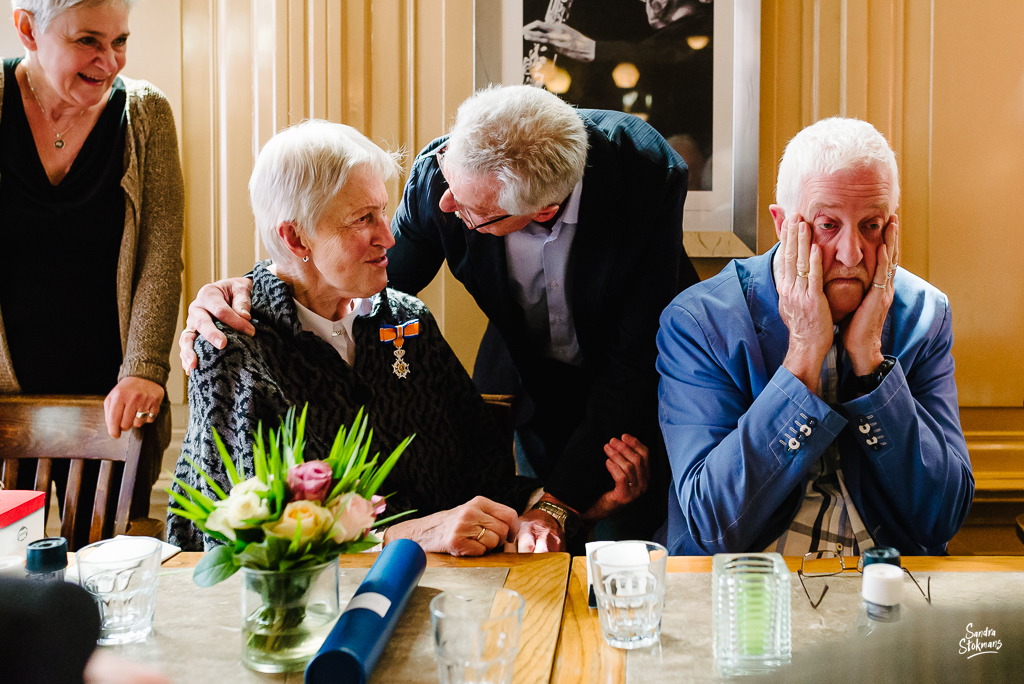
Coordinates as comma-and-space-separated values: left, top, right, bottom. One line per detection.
25, 537, 68, 583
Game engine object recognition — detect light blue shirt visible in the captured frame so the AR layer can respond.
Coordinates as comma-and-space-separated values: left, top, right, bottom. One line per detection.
504, 181, 584, 366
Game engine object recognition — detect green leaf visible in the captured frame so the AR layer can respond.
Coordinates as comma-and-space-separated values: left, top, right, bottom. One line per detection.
253, 426, 267, 482
182, 454, 229, 501
269, 426, 281, 467
201, 528, 232, 544
341, 538, 381, 554
371, 508, 416, 528
164, 486, 206, 518
293, 403, 309, 464
211, 428, 241, 486
236, 542, 271, 568
172, 478, 218, 513
166, 506, 205, 522
193, 545, 239, 587
327, 424, 347, 478
362, 434, 415, 497
286, 517, 304, 555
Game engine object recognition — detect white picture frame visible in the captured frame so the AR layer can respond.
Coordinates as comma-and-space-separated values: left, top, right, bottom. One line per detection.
475, 0, 760, 256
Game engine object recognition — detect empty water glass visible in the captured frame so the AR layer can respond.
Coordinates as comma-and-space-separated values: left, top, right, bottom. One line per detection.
76, 537, 162, 645
430, 587, 524, 684
711, 553, 791, 676
592, 541, 667, 649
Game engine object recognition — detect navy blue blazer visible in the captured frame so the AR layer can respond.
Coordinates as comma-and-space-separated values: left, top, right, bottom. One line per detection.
388, 110, 696, 514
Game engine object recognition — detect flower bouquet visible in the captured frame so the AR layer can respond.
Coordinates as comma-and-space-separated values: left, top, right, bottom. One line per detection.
168, 405, 413, 672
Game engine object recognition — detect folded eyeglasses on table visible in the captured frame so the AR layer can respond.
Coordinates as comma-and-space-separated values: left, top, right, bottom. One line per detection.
797, 544, 932, 610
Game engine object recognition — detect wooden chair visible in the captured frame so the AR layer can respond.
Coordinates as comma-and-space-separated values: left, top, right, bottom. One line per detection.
0, 395, 164, 550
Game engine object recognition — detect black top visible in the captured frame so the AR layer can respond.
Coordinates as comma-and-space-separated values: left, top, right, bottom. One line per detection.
0, 57, 127, 393
0, 578, 100, 684
168, 264, 540, 551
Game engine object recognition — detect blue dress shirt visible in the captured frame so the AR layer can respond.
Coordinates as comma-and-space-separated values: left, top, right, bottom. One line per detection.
505, 180, 583, 366
656, 244, 974, 556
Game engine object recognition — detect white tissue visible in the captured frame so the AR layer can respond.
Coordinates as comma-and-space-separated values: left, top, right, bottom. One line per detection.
66, 536, 179, 583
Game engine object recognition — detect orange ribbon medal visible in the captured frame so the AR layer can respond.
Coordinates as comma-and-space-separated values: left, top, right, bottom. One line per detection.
379, 319, 419, 379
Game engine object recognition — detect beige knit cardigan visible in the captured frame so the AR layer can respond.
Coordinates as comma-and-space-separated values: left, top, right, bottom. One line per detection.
0, 67, 184, 403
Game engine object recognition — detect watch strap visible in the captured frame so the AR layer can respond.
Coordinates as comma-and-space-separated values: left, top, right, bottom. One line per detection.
531, 500, 583, 538
850, 357, 896, 395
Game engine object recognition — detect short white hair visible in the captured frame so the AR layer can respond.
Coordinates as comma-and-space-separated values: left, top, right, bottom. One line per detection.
11, 0, 137, 33
775, 117, 900, 215
445, 85, 588, 215
249, 120, 402, 264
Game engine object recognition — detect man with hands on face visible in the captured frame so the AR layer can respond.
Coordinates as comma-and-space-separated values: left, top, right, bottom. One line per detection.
656, 117, 973, 556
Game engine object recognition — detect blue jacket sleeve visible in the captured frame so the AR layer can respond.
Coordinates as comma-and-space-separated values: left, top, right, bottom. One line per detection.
838, 293, 973, 550
656, 302, 848, 555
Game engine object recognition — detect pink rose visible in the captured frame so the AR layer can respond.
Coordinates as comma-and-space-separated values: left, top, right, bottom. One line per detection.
370, 495, 386, 517
286, 460, 333, 503
329, 493, 378, 543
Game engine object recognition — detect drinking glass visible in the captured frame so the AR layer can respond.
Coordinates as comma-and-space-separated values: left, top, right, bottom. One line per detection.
430, 587, 525, 684
592, 541, 667, 649
711, 553, 791, 676
76, 537, 162, 645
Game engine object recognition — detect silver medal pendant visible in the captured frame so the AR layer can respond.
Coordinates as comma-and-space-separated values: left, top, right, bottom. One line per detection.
392, 347, 410, 379
389, 350, 409, 376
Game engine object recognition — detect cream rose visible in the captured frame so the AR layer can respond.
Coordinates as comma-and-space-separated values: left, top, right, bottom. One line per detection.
204, 482, 272, 540
231, 477, 271, 497
204, 507, 237, 541
264, 500, 333, 544
221, 490, 271, 528
328, 493, 377, 543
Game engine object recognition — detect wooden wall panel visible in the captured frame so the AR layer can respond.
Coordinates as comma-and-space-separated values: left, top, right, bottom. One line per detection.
759, 0, 1023, 453
181, 0, 216, 333
929, 3, 1024, 408
178, 0, 488, 385
163, 0, 1020, 415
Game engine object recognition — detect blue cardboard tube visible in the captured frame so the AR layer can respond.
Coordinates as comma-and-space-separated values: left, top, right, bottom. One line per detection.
305, 539, 427, 684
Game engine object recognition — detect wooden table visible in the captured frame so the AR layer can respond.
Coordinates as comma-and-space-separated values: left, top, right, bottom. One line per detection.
550, 556, 1024, 684
121, 551, 569, 683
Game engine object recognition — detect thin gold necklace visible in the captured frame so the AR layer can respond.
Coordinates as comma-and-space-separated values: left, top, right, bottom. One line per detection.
23, 65, 87, 149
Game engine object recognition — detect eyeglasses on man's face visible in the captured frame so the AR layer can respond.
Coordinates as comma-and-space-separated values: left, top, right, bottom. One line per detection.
797, 544, 932, 609
435, 145, 513, 231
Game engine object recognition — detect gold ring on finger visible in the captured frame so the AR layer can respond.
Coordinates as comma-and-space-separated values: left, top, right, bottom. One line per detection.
135, 410, 155, 419
796, 270, 809, 278
474, 526, 487, 541
871, 282, 886, 290
183, 328, 197, 335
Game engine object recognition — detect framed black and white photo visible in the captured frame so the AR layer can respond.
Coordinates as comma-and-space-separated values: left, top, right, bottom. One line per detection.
475, 0, 760, 255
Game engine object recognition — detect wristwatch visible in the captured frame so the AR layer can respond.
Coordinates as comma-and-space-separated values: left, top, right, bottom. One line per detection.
850, 357, 896, 395
531, 500, 583, 538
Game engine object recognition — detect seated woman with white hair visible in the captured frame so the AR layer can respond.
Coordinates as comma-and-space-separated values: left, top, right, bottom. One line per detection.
168, 120, 563, 555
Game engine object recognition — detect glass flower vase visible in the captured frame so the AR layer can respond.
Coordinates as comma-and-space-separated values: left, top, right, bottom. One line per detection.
240, 560, 341, 673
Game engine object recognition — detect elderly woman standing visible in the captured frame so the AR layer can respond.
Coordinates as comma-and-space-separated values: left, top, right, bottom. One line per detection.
1, 0, 183, 539
169, 121, 565, 556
